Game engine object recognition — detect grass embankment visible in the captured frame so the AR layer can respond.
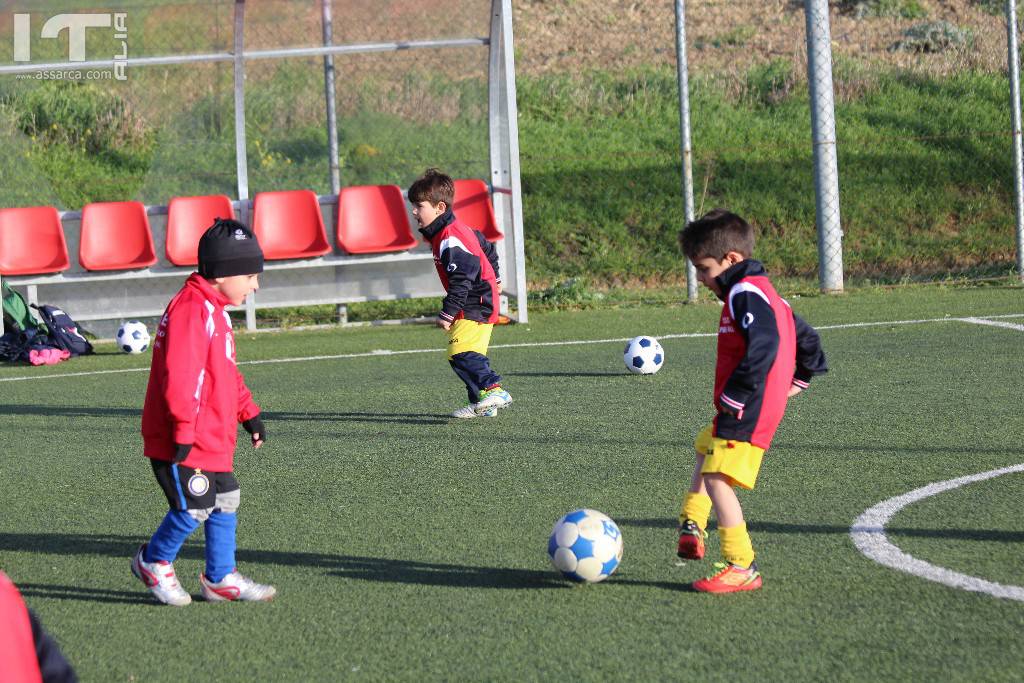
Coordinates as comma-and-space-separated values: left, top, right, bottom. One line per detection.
0, 63, 1017, 295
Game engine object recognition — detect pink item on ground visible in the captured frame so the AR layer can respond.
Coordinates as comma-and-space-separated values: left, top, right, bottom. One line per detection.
28, 348, 70, 365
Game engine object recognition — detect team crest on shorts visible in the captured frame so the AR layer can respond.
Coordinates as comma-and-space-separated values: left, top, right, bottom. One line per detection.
188, 470, 210, 496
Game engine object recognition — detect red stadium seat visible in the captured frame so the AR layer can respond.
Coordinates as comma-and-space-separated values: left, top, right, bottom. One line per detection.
79, 201, 157, 271
336, 185, 418, 255
166, 195, 236, 266
252, 190, 332, 260
0, 206, 70, 275
453, 179, 503, 241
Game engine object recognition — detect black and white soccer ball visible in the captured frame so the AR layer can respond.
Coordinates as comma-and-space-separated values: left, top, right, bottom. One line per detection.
624, 335, 664, 375
116, 321, 150, 354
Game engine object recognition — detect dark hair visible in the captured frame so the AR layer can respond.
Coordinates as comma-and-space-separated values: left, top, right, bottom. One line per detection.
407, 168, 454, 207
678, 209, 754, 261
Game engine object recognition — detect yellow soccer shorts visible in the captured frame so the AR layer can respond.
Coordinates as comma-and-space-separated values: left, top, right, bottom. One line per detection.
694, 423, 765, 490
447, 319, 494, 359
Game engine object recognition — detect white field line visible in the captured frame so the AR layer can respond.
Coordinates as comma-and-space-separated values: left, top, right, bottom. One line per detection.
1, 313, 1023, 383
850, 314, 1024, 600
960, 316, 1024, 332
850, 464, 1024, 602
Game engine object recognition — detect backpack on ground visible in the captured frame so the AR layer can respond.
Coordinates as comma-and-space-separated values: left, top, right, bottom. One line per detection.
31, 304, 93, 356
0, 327, 54, 363
2, 283, 43, 334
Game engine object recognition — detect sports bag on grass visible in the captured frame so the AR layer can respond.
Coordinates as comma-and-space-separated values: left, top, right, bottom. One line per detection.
31, 304, 93, 356
2, 283, 43, 334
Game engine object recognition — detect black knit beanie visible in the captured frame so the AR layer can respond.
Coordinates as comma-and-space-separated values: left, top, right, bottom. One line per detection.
197, 218, 264, 278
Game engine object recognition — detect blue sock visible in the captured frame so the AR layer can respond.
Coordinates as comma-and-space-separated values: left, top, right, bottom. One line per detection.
204, 511, 237, 583
146, 510, 199, 562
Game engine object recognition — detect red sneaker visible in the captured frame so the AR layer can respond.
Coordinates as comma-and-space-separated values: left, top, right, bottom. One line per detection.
676, 520, 707, 560
692, 562, 762, 593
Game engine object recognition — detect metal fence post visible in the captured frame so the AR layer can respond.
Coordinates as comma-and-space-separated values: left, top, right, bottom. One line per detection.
232, 0, 256, 330
1007, 0, 1024, 280
489, 0, 528, 323
804, 0, 844, 292
322, 0, 341, 196
674, 0, 698, 302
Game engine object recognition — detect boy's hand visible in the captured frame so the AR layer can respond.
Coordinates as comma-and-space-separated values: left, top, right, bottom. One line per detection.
242, 415, 266, 449
437, 318, 452, 331
787, 385, 804, 398
172, 443, 193, 464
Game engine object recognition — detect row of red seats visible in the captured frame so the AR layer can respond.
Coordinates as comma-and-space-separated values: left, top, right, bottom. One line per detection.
0, 180, 501, 276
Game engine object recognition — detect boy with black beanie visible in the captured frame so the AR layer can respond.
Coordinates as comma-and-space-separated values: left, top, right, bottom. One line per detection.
132, 218, 275, 605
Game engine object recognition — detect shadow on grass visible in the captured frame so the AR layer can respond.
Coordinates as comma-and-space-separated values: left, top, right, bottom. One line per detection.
17, 583, 152, 605
616, 518, 1024, 542
0, 533, 700, 594
0, 533, 574, 591
265, 410, 449, 426
0, 404, 139, 417
0, 405, 452, 427
508, 371, 626, 378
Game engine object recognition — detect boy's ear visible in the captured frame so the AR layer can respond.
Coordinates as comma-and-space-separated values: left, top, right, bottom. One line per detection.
724, 251, 745, 266
436, 200, 448, 213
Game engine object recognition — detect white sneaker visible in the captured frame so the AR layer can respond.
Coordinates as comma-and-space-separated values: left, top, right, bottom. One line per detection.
451, 404, 498, 418
131, 543, 192, 606
200, 570, 277, 602
475, 387, 512, 414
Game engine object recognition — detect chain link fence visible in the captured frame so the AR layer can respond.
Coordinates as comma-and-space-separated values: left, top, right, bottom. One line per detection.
512, 0, 1022, 291
0, 0, 495, 208
0, 0, 1021, 291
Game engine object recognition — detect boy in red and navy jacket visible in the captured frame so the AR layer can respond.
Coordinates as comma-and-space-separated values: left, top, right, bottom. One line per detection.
676, 209, 827, 593
408, 168, 513, 419
132, 219, 275, 605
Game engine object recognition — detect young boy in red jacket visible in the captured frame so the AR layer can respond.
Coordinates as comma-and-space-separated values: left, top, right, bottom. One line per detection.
408, 168, 513, 418
132, 219, 274, 606
676, 209, 827, 593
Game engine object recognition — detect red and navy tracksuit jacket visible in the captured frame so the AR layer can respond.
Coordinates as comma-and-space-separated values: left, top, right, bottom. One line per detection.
419, 208, 501, 324
141, 273, 261, 472
712, 260, 827, 449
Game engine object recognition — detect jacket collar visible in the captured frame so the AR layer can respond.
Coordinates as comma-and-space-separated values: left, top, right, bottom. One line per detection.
418, 207, 455, 241
714, 259, 766, 300
187, 272, 232, 308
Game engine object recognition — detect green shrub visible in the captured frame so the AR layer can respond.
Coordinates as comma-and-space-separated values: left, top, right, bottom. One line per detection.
744, 59, 795, 107
841, 0, 929, 19
2, 81, 151, 155
889, 21, 973, 53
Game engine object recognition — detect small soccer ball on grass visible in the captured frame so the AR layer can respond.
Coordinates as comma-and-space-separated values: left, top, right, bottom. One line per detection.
624, 335, 663, 375
116, 321, 150, 354
548, 509, 623, 583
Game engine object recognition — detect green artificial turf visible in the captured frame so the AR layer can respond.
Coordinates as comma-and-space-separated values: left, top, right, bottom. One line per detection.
1, 285, 1023, 681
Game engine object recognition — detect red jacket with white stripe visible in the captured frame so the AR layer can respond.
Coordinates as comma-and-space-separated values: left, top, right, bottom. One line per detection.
712, 260, 827, 449
141, 273, 260, 472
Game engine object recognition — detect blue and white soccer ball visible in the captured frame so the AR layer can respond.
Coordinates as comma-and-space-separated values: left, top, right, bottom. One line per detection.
624, 335, 664, 375
116, 321, 150, 354
548, 509, 624, 583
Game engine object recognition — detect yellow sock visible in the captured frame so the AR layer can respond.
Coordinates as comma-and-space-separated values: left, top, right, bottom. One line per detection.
679, 492, 712, 531
719, 523, 755, 568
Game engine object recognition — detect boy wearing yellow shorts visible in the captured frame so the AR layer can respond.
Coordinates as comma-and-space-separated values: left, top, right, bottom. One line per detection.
409, 169, 512, 418
677, 210, 827, 593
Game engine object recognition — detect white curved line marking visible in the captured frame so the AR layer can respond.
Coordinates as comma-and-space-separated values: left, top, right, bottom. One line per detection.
850, 464, 1024, 602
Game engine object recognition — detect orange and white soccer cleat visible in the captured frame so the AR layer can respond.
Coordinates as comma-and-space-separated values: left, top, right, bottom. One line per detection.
691, 562, 762, 593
